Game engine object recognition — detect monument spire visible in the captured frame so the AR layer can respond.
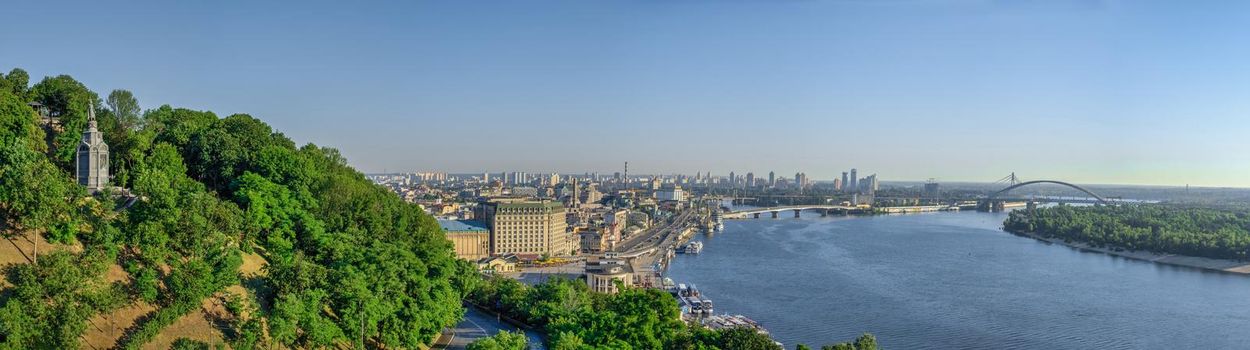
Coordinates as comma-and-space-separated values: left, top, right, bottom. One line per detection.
88, 101, 98, 130
77, 101, 109, 193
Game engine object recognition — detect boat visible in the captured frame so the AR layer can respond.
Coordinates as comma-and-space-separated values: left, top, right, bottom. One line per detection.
681, 241, 703, 254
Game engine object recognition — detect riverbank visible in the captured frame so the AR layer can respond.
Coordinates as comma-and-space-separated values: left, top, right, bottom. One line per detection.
1007, 229, 1250, 275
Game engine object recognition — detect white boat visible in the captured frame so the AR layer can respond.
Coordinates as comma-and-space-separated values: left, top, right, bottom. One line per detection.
682, 241, 703, 254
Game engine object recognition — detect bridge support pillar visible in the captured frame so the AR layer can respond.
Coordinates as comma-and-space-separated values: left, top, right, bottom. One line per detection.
771, 211, 778, 219
793, 209, 801, 218
752, 213, 760, 219
820, 209, 828, 217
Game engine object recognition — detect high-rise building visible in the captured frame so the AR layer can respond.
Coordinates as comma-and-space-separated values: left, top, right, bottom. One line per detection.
841, 172, 849, 192
746, 172, 755, 188
77, 103, 109, 193
729, 172, 736, 187
480, 200, 570, 256
924, 181, 940, 197
768, 171, 776, 188
833, 178, 843, 191
849, 169, 858, 192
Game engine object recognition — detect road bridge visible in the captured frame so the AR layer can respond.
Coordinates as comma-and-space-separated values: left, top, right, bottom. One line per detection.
979, 178, 1111, 211
722, 205, 863, 219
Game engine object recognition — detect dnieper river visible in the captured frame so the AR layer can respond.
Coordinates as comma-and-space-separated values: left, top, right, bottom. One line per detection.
665, 211, 1250, 349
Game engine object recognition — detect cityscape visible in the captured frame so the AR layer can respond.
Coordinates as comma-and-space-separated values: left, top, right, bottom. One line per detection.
3, 1, 1250, 350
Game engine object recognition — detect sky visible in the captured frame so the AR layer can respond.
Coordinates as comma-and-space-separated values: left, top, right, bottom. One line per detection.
3, 0, 1250, 187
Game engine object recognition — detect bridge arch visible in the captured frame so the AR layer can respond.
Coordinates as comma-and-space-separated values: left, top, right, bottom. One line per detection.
988, 180, 1109, 204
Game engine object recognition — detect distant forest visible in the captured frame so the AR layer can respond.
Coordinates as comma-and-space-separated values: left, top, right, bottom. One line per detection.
1005, 205, 1250, 261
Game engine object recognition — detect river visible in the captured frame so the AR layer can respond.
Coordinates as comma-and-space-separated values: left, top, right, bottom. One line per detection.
664, 210, 1250, 349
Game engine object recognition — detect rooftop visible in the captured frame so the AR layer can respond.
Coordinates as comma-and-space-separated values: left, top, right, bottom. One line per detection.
437, 219, 489, 233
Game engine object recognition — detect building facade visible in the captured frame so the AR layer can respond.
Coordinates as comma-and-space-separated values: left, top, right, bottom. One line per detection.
438, 219, 491, 260
585, 260, 634, 294
481, 200, 571, 256
657, 184, 685, 202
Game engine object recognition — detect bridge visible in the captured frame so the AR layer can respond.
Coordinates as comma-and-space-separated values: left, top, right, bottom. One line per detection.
979, 175, 1111, 211
722, 205, 863, 219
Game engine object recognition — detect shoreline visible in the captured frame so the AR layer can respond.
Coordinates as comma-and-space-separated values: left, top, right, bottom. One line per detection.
1006, 229, 1250, 275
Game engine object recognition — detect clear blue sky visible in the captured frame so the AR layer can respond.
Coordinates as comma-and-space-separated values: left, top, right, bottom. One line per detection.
4, 0, 1249, 186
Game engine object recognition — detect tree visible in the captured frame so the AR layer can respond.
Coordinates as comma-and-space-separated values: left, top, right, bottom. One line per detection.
30, 75, 99, 170
0, 89, 44, 151
820, 333, 877, 350
716, 327, 782, 350
466, 330, 528, 350
170, 338, 211, 350
1, 68, 31, 99
106, 89, 141, 131
853, 334, 878, 350
0, 251, 125, 349
0, 137, 77, 263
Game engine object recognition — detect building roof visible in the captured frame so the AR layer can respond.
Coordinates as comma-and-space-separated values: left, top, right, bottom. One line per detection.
438, 219, 489, 233
498, 200, 564, 209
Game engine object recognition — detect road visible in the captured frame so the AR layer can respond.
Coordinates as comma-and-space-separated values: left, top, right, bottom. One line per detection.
433, 305, 545, 350
615, 209, 698, 253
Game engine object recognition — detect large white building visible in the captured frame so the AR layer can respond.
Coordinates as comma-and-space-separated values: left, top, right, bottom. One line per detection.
656, 184, 684, 202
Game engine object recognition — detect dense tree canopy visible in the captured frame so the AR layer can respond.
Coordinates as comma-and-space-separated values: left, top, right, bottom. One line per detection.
467, 330, 529, 350
0, 68, 472, 349
470, 277, 872, 350
1005, 205, 1250, 260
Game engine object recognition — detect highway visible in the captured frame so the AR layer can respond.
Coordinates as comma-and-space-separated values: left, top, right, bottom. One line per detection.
614, 209, 698, 253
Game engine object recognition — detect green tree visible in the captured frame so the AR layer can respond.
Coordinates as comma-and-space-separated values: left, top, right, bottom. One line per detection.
169, 338, 210, 350
107, 89, 141, 131
1, 68, 31, 99
466, 330, 528, 350
715, 327, 782, 350
0, 251, 126, 349
0, 137, 77, 263
0, 89, 44, 149
30, 75, 99, 169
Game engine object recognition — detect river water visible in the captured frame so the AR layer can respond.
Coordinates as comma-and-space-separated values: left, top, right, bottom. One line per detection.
664, 211, 1250, 349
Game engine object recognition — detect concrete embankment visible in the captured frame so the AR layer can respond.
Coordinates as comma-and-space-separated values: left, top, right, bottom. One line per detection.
1007, 230, 1250, 275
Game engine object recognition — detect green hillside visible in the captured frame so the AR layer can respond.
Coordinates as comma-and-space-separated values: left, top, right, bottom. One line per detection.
0, 68, 475, 349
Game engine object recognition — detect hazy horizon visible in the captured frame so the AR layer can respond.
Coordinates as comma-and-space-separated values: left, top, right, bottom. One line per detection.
5, 1, 1249, 187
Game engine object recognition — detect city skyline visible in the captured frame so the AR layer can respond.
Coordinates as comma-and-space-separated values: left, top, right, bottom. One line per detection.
5, 1, 1250, 187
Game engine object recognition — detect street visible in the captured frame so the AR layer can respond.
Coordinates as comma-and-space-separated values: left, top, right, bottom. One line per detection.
433, 305, 546, 350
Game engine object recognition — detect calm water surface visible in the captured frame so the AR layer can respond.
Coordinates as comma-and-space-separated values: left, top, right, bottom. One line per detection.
664, 211, 1250, 349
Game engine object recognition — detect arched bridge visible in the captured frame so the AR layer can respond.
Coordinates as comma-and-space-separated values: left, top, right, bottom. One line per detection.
722, 205, 861, 219
986, 180, 1110, 205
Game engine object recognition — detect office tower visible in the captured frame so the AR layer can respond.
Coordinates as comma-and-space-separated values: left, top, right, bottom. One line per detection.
769, 171, 776, 187
849, 168, 858, 192
841, 172, 849, 191
746, 172, 755, 187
